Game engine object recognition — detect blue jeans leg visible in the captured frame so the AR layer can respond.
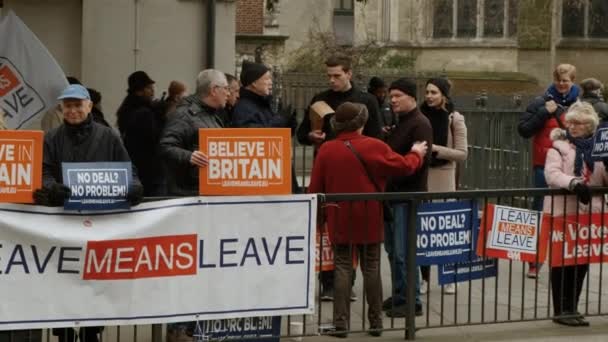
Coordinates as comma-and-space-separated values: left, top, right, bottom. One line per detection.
384, 204, 420, 306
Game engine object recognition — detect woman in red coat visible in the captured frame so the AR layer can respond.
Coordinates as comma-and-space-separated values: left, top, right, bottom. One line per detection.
308, 102, 427, 337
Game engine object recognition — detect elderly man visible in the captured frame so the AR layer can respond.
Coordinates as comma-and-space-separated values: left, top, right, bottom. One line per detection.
34, 84, 143, 342
160, 69, 227, 196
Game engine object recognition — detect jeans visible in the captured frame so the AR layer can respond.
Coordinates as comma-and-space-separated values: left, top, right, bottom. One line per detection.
384, 204, 421, 306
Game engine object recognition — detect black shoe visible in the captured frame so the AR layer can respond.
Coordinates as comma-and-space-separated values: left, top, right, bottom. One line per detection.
326, 328, 348, 338
368, 327, 383, 337
382, 296, 406, 311
321, 288, 334, 301
385, 303, 423, 317
575, 316, 590, 327
552, 317, 582, 327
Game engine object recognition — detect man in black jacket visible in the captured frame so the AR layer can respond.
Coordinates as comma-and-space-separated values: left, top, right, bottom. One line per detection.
297, 54, 382, 148
116, 71, 167, 196
34, 84, 143, 342
159, 69, 227, 196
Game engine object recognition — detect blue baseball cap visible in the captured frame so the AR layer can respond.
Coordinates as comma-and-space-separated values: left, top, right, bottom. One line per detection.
57, 84, 90, 100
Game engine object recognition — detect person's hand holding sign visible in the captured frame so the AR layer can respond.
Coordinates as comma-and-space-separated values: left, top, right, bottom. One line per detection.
190, 151, 209, 167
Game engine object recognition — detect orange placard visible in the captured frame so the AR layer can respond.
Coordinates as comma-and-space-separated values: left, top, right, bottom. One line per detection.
0, 130, 43, 203
549, 213, 608, 267
199, 128, 292, 195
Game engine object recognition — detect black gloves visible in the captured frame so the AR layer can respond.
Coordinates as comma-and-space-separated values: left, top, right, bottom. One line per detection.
127, 185, 144, 207
33, 183, 71, 207
571, 182, 591, 205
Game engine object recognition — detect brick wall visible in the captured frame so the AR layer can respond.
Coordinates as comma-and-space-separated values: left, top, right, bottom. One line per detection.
236, 0, 264, 34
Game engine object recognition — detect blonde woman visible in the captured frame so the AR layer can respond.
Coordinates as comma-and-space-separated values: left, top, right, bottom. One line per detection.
420, 78, 468, 295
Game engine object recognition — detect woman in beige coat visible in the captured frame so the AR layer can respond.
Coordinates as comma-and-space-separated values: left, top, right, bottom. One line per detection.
420, 78, 468, 294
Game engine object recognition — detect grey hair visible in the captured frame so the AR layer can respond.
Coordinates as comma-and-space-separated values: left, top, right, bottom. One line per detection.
196, 69, 228, 96
566, 101, 599, 134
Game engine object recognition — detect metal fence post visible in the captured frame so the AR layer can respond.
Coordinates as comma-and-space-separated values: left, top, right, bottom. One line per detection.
151, 324, 163, 342
406, 199, 418, 340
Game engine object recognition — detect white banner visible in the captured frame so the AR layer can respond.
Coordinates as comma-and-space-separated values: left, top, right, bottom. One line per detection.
0, 11, 68, 128
0, 195, 317, 330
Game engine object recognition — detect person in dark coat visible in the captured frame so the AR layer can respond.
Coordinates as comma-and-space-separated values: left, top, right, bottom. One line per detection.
368, 76, 395, 130
383, 78, 433, 318
580, 78, 608, 122
159, 69, 227, 197
231, 60, 299, 192
220, 73, 240, 127
308, 102, 427, 337
518, 63, 579, 278
231, 60, 295, 129
297, 54, 382, 149
33, 84, 143, 342
116, 71, 167, 196
87, 88, 110, 127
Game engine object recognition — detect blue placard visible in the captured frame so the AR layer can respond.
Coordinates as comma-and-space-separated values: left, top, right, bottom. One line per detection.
592, 125, 608, 159
438, 219, 498, 285
200, 316, 281, 342
415, 200, 478, 265
62, 162, 132, 210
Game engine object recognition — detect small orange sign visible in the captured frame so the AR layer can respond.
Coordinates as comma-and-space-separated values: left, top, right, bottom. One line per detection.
199, 128, 292, 195
0, 130, 43, 203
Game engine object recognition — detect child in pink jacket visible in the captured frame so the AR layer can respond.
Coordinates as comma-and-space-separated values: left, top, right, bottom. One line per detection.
544, 101, 607, 327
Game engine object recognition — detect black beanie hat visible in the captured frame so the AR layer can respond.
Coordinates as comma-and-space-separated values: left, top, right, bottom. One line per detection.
426, 78, 451, 97
389, 78, 417, 100
240, 60, 270, 87
368, 77, 386, 92
128, 71, 155, 93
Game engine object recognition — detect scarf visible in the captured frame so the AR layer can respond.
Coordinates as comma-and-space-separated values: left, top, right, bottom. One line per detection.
421, 101, 454, 167
545, 84, 580, 107
566, 131, 595, 176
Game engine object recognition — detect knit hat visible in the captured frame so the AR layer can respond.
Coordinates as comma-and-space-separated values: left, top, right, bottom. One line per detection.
426, 78, 451, 97
330, 102, 369, 134
389, 78, 417, 100
240, 60, 270, 87
368, 77, 386, 92
128, 71, 155, 93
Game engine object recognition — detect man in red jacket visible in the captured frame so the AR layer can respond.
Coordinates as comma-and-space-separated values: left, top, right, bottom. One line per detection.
308, 102, 427, 337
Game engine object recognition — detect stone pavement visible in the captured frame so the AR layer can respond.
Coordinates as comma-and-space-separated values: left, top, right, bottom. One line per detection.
283, 245, 608, 341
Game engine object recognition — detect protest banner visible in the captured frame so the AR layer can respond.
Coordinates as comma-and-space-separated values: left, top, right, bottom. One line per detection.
0, 11, 68, 128
0, 195, 316, 330
477, 204, 549, 263
592, 125, 608, 159
62, 162, 132, 210
438, 219, 498, 285
416, 200, 478, 265
0, 130, 42, 203
550, 213, 608, 267
199, 316, 281, 342
199, 128, 292, 195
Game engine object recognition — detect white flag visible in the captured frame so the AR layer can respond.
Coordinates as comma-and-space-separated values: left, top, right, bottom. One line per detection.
0, 11, 68, 129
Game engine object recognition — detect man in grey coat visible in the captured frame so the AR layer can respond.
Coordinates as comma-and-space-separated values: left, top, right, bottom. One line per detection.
159, 69, 228, 197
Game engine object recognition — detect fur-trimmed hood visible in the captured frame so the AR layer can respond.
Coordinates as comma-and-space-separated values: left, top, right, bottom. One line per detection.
550, 128, 567, 141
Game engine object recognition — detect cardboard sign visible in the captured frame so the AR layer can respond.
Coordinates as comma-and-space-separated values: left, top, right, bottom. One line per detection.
0, 130, 42, 203
592, 126, 608, 159
477, 204, 549, 263
199, 128, 292, 195
550, 213, 608, 267
416, 200, 478, 265
438, 219, 498, 285
199, 316, 281, 342
62, 162, 132, 210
